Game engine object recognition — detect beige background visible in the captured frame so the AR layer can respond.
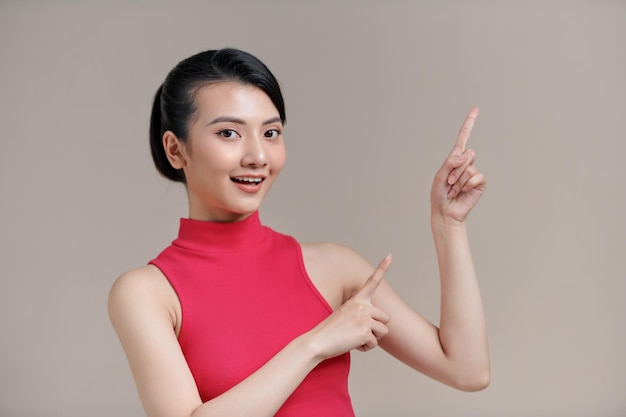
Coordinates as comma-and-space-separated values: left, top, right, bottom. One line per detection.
1, 1, 624, 416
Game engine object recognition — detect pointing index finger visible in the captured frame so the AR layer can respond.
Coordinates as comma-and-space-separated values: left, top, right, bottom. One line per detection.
357, 254, 392, 300
452, 107, 480, 155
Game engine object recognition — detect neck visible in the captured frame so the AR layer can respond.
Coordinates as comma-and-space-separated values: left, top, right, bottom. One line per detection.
188, 210, 255, 223
187, 200, 258, 223
173, 211, 268, 252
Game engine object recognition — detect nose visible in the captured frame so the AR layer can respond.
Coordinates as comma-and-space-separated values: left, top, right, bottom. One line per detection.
241, 135, 267, 168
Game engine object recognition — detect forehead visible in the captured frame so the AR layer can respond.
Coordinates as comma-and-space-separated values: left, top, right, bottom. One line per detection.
193, 81, 279, 121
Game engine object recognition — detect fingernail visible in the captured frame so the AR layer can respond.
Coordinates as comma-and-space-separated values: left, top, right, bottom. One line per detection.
448, 174, 456, 184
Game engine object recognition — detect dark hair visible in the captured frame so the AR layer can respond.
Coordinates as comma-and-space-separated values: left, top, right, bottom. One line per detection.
149, 48, 286, 183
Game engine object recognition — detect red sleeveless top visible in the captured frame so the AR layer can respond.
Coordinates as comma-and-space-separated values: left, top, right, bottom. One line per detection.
149, 212, 355, 416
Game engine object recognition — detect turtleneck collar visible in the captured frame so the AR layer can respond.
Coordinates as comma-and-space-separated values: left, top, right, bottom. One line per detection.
172, 211, 270, 253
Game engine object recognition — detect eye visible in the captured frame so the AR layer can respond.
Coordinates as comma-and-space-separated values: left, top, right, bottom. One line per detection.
218, 129, 240, 139
264, 129, 281, 139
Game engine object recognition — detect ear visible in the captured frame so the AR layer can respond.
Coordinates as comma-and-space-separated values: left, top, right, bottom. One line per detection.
163, 131, 187, 169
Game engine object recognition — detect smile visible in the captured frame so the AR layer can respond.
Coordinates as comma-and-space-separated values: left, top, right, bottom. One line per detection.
231, 177, 265, 185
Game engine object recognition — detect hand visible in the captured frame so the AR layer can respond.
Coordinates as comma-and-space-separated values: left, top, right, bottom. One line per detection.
431, 108, 487, 224
307, 255, 392, 359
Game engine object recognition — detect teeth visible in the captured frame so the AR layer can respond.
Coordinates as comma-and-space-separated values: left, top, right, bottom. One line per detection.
236, 177, 263, 183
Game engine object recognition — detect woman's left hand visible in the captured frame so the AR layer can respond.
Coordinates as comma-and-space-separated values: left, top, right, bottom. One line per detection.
430, 107, 487, 224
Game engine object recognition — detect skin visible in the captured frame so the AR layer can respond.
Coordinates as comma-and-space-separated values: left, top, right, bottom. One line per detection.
108, 81, 490, 417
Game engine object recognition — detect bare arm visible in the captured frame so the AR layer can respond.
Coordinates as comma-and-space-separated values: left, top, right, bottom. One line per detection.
333, 243, 489, 392
428, 107, 489, 389
350, 108, 489, 391
431, 108, 489, 389
108, 266, 324, 417
428, 220, 490, 391
109, 259, 393, 417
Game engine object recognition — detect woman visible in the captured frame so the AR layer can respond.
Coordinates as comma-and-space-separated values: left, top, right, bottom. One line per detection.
108, 48, 490, 417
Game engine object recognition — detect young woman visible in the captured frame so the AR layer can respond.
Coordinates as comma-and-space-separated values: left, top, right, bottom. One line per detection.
108, 48, 490, 417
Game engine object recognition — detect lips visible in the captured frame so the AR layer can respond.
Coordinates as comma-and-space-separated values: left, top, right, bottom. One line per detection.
230, 175, 266, 193
230, 176, 265, 185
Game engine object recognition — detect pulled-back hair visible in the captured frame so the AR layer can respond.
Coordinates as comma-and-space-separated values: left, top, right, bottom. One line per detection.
149, 48, 286, 183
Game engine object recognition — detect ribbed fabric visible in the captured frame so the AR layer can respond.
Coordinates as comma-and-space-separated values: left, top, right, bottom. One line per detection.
149, 212, 354, 416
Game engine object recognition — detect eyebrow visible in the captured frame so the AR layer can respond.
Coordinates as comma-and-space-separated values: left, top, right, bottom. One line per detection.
207, 116, 282, 126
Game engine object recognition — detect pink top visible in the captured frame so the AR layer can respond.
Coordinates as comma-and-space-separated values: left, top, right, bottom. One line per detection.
149, 212, 354, 416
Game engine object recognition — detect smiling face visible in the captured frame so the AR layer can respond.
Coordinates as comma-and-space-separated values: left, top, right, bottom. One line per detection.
163, 81, 286, 222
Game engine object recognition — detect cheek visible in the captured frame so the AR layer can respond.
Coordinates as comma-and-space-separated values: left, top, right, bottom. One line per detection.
270, 144, 287, 173
194, 143, 240, 173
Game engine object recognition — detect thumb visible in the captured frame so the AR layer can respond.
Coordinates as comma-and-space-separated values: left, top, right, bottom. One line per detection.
355, 254, 392, 301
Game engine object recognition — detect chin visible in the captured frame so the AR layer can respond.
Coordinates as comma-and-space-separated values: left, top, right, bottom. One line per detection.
229, 200, 264, 216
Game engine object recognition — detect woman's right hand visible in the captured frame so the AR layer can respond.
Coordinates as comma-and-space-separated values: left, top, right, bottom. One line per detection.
306, 255, 393, 360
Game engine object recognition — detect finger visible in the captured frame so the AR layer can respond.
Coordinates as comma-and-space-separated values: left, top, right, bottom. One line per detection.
370, 318, 389, 340
460, 171, 487, 193
369, 305, 390, 325
447, 148, 475, 186
451, 107, 479, 155
455, 165, 478, 192
356, 332, 380, 352
434, 151, 468, 187
356, 254, 392, 300
449, 169, 486, 198
448, 164, 477, 198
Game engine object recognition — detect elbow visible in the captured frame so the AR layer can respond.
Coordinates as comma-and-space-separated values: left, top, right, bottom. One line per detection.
454, 368, 491, 392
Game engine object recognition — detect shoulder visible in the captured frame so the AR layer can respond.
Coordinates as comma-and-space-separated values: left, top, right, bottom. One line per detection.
108, 266, 201, 415
108, 265, 179, 332
108, 265, 170, 305
300, 241, 376, 301
300, 241, 369, 270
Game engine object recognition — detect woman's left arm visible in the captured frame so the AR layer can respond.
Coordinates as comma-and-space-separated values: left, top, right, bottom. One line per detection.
360, 108, 489, 391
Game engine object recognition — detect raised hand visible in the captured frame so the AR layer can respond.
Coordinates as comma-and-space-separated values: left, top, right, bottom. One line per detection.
307, 255, 392, 359
431, 108, 487, 223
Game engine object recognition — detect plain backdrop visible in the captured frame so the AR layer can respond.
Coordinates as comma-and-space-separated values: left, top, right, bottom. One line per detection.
1, 1, 624, 416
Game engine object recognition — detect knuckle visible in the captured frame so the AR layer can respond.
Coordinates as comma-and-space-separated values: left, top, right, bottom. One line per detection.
358, 325, 372, 339
382, 312, 391, 324
355, 303, 368, 315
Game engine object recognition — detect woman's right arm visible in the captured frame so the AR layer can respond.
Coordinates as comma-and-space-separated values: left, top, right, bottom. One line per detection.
108, 263, 390, 417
